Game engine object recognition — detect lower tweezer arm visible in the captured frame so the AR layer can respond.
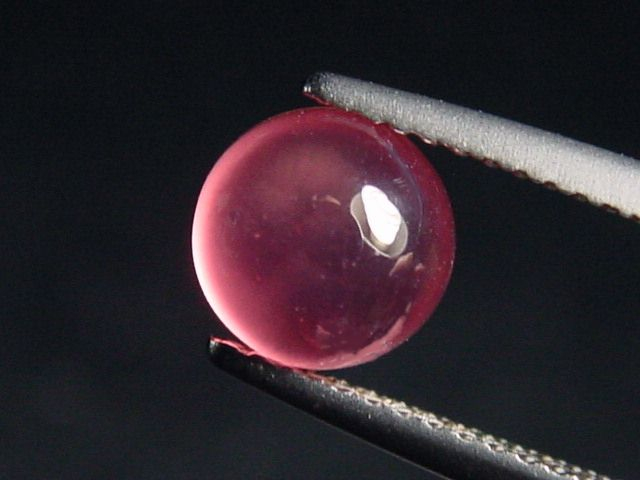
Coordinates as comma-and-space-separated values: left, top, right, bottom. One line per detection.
210, 339, 613, 480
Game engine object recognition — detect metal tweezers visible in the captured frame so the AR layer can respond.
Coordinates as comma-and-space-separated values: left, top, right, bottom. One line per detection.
209, 73, 640, 480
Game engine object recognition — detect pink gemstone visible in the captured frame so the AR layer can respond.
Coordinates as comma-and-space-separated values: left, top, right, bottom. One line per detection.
193, 107, 455, 370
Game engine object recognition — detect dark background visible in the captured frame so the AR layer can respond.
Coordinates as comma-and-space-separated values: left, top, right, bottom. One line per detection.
2, 3, 639, 479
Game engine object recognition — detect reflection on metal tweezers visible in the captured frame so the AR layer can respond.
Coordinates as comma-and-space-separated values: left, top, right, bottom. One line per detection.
304, 72, 640, 221
210, 340, 614, 480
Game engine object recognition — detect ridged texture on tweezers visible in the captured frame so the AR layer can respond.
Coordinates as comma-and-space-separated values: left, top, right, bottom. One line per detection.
210, 339, 615, 480
304, 72, 640, 221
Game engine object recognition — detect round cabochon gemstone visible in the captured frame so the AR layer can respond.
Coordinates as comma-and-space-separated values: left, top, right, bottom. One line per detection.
193, 107, 455, 370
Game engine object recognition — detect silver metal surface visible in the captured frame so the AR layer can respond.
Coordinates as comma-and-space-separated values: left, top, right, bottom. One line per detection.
210, 339, 615, 480
304, 72, 640, 220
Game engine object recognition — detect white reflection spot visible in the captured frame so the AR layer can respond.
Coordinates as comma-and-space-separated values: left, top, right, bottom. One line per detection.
350, 184, 408, 258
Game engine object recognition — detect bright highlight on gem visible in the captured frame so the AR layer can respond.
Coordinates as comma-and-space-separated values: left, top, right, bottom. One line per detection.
350, 184, 408, 258
192, 107, 455, 370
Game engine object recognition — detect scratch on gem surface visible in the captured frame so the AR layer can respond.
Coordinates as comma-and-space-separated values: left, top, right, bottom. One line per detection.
388, 251, 414, 276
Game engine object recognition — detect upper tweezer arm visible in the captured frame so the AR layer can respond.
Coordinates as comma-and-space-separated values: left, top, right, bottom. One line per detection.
304, 72, 640, 221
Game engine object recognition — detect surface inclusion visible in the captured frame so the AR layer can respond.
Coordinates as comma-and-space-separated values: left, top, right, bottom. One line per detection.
193, 107, 455, 370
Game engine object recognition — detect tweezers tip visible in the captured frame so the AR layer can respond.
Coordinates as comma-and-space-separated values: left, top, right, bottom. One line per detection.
303, 71, 328, 94
208, 337, 223, 358
209, 337, 257, 364
303, 72, 343, 105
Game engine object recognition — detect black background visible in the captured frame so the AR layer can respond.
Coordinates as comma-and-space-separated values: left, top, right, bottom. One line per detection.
2, 3, 639, 479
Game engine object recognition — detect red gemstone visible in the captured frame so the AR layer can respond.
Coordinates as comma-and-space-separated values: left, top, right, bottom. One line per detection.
193, 107, 455, 370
